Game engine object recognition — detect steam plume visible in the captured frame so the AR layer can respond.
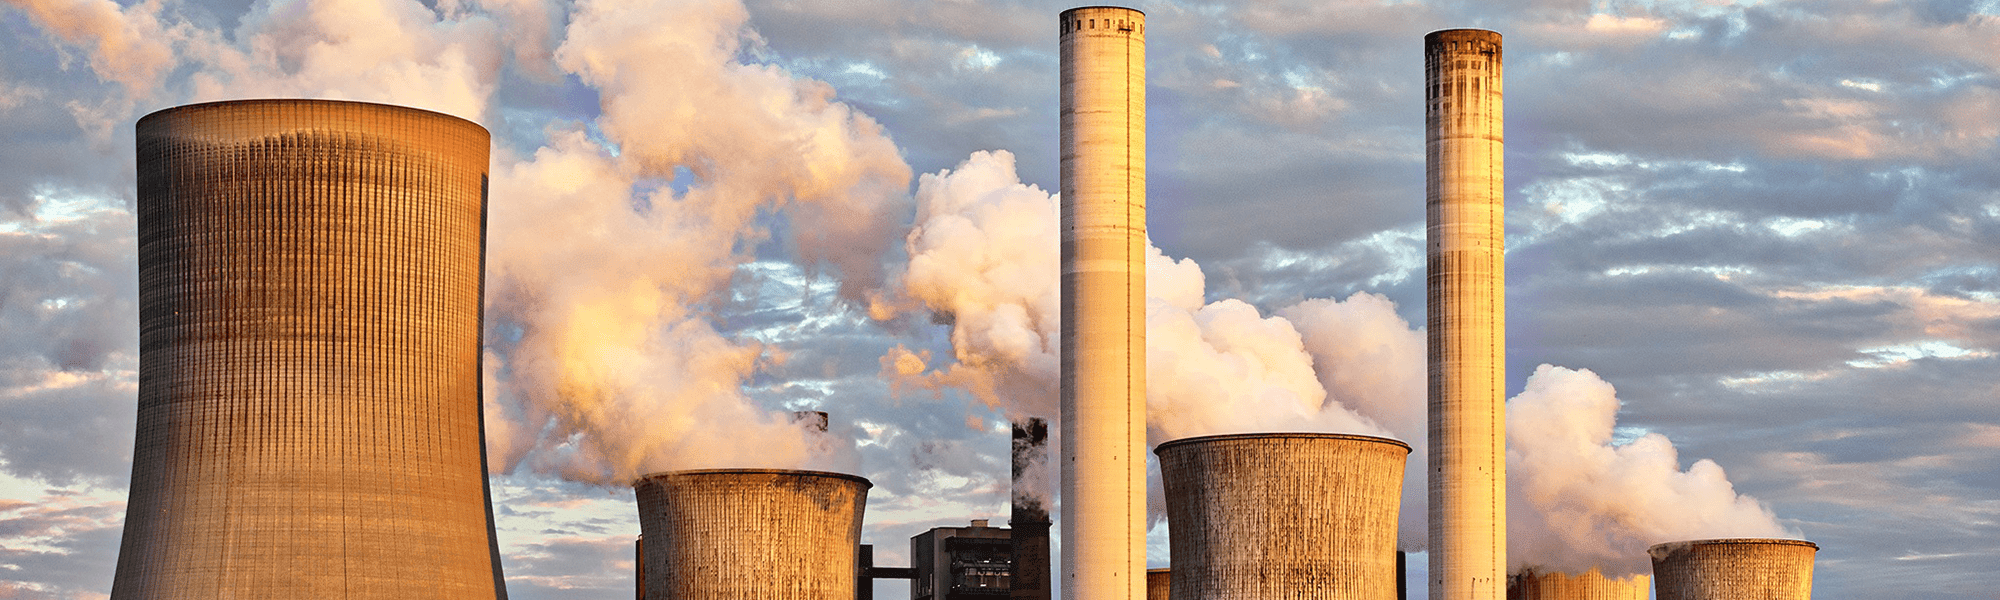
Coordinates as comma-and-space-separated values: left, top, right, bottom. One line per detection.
1508, 365, 1794, 575
12, 0, 909, 484
879, 151, 1430, 546
480, 0, 909, 484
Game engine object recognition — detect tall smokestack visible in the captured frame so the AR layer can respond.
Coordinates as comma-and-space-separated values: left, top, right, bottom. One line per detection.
1156, 433, 1410, 599
1058, 6, 1147, 600
1648, 539, 1817, 600
633, 469, 871, 600
1425, 28, 1506, 600
1012, 418, 1054, 600
1506, 569, 1648, 600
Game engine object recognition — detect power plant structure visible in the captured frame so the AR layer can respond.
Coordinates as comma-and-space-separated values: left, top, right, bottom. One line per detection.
1010, 418, 1054, 600
633, 469, 871, 600
1155, 433, 1411, 600
1425, 28, 1508, 600
114, 99, 506, 599
1506, 569, 1648, 600
1145, 569, 1170, 600
1648, 538, 1817, 600
912, 520, 1014, 600
1058, 5, 1148, 600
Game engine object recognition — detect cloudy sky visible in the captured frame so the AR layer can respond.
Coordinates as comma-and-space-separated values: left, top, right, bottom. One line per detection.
2, 0, 1998, 597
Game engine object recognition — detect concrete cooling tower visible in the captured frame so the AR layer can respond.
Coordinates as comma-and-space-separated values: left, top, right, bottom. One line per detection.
1506, 569, 1648, 600
1058, 5, 1148, 600
1156, 433, 1411, 600
115, 99, 505, 599
1649, 538, 1817, 600
633, 469, 871, 600
1425, 27, 1507, 600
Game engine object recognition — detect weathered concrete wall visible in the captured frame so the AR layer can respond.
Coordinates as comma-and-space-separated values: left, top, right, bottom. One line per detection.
634, 469, 871, 600
1426, 27, 1507, 600
1649, 538, 1817, 600
1059, 6, 1148, 600
117, 99, 505, 600
1507, 569, 1649, 600
1157, 433, 1411, 600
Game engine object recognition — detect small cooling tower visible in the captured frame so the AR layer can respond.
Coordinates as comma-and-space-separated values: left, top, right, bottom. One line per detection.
1649, 538, 1817, 600
633, 469, 871, 600
1156, 433, 1411, 600
1506, 568, 1648, 600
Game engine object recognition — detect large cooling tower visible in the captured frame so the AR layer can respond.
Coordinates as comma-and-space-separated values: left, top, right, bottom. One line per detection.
1649, 538, 1817, 600
1425, 28, 1507, 600
1506, 569, 1648, 600
114, 99, 504, 599
633, 469, 871, 600
1058, 6, 1148, 600
1156, 433, 1411, 600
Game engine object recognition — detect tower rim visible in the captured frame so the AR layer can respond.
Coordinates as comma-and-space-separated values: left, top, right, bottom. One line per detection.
1060, 5, 1145, 18
137, 98, 488, 137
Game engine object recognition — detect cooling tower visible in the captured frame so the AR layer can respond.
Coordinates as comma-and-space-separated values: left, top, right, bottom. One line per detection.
1156, 433, 1411, 600
1012, 418, 1054, 600
1058, 6, 1147, 600
114, 99, 504, 599
1425, 28, 1507, 600
1649, 538, 1817, 600
1506, 569, 1648, 600
633, 469, 871, 600
1146, 569, 1171, 600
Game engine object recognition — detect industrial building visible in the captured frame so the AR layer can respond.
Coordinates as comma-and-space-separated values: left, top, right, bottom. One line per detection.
1649, 538, 1817, 600
1156, 433, 1410, 600
113, 99, 507, 599
1058, 6, 1150, 599
633, 469, 871, 600
912, 521, 1014, 600
1425, 28, 1508, 600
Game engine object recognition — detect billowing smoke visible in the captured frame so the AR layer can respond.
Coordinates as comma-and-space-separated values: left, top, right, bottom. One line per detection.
10, 0, 906, 485
479, 0, 908, 484
1508, 365, 1795, 575
878, 151, 1429, 545
876, 150, 1059, 417
4, 0, 508, 143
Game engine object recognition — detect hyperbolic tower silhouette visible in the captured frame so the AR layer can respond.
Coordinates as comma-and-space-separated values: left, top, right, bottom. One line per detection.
114, 99, 507, 599
1059, 6, 1148, 599
1426, 28, 1507, 600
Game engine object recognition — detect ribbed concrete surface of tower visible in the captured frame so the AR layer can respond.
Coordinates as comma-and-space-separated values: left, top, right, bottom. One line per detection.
1506, 569, 1648, 600
633, 469, 871, 600
1058, 6, 1147, 600
1648, 538, 1817, 600
1425, 28, 1506, 600
1156, 433, 1411, 600
114, 99, 504, 599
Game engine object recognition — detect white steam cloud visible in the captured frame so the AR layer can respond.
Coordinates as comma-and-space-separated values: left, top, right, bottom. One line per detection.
1508, 365, 1795, 575
9, 0, 908, 485
480, 0, 909, 484
878, 151, 1431, 547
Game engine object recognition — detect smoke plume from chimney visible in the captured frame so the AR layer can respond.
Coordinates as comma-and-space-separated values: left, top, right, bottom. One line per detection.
1508, 365, 1794, 575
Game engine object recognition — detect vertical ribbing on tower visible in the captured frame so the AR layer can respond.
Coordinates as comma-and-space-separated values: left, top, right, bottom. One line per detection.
1059, 6, 1147, 600
1425, 28, 1506, 600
